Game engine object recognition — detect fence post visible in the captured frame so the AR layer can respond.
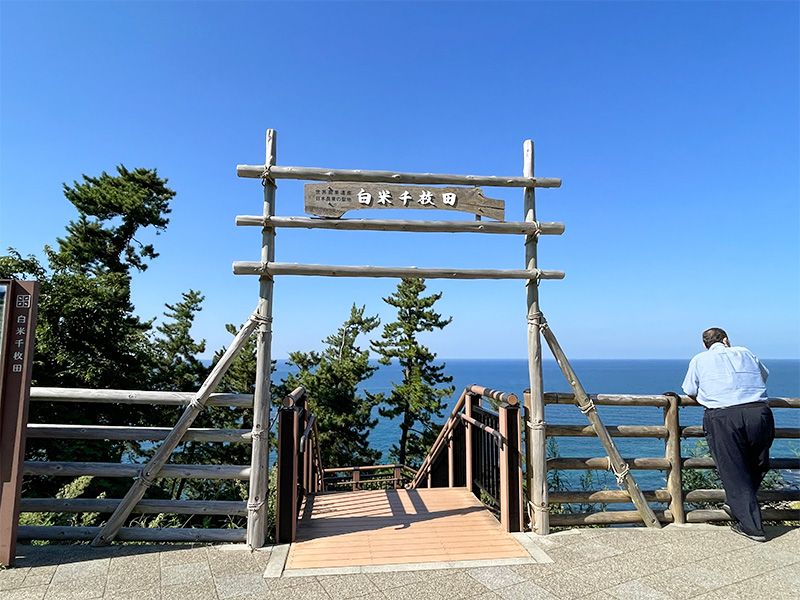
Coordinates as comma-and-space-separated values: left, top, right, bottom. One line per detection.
276, 408, 298, 543
499, 402, 523, 532
465, 392, 480, 496
448, 429, 455, 487
352, 467, 360, 491
394, 465, 401, 489
664, 394, 685, 524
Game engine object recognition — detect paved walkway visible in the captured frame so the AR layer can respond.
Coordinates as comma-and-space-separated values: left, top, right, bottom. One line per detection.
2, 524, 798, 599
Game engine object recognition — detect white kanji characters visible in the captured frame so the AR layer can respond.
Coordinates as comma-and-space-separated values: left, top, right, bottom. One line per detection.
442, 192, 457, 206
358, 188, 372, 206
14, 339, 24, 348
13, 352, 23, 361
16, 294, 31, 308
418, 190, 435, 206
399, 191, 413, 206
16, 327, 25, 336
377, 190, 393, 205
17, 315, 26, 324
12, 364, 22, 373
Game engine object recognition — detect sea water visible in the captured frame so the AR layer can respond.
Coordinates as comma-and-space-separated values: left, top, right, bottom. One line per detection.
273, 358, 800, 492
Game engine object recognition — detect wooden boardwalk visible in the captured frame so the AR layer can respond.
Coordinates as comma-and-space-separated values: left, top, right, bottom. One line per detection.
285, 487, 530, 570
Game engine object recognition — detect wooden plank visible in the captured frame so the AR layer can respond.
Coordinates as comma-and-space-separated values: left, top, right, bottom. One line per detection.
236, 215, 566, 236
233, 261, 565, 280
26, 424, 251, 443
23, 461, 250, 479
236, 164, 562, 188
30, 387, 254, 408
18, 526, 245, 542
304, 183, 504, 220
20, 498, 247, 516
286, 488, 529, 570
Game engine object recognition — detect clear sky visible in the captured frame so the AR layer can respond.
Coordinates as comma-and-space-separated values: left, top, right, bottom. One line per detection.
1, 1, 798, 361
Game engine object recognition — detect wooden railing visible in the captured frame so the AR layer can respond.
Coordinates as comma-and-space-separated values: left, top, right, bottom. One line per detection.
18, 387, 256, 543
274, 386, 323, 543
536, 392, 800, 527
411, 385, 523, 532
322, 464, 417, 491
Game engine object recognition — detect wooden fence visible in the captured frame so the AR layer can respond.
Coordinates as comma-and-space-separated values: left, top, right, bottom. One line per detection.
322, 464, 418, 492
18, 387, 255, 543
411, 385, 523, 532
534, 391, 800, 527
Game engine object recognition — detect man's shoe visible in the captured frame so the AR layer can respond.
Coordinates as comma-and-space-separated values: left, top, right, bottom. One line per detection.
731, 523, 766, 542
721, 503, 734, 519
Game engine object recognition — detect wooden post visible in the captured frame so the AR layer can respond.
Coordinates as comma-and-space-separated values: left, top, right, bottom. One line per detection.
393, 465, 401, 489
352, 468, 360, 491
539, 319, 662, 529
499, 403, 523, 532
276, 408, 298, 544
448, 429, 455, 488
523, 140, 549, 535
247, 129, 278, 549
91, 313, 261, 546
664, 394, 685, 524
0, 281, 39, 567
465, 392, 479, 496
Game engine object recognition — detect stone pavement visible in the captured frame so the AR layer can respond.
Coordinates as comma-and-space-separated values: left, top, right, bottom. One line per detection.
1, 524, 798, 600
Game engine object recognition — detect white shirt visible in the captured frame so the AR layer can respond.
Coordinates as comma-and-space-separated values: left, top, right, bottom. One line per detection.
682, 342, 769, 409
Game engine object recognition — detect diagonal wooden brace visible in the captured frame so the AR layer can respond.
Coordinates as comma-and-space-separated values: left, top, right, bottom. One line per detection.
91, 310, 263, 547
538, 317, 662, 529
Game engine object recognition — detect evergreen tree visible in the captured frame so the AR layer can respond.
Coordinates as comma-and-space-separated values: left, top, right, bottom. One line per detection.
371, 279, 454, 467
152, 290, 209, 392
0, 166, 175, 498
284, 305, 382, 468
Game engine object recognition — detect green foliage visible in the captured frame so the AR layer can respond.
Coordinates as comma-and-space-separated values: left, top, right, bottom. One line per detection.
371, 278, 454, 467
19, 476, 105, 529
57, 165, 174, 274
152, 290, 209, 392
545, 438, 607, 518
1, 166, 175, 500
284, 305, 382, 468
682, 439, 785, 511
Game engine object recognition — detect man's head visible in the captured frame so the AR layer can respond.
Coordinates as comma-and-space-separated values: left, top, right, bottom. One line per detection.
703, 327, 729, 349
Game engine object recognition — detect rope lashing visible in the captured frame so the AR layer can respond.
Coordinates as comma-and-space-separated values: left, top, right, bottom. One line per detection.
261, 165, 277, 188
579, 399, 596, 415
250, 429, 264, 440
527, 418, 546, 431
188, 397, 204, 411
606, 456, 631, 488
526, 311, 548, 330
136, 470, 157, 489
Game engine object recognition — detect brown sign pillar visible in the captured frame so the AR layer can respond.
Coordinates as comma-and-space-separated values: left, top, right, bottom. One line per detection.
0, 280, 39, 566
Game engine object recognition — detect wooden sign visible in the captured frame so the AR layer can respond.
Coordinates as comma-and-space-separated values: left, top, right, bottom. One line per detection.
0, 280, 39, 566
304, 183, 504, 220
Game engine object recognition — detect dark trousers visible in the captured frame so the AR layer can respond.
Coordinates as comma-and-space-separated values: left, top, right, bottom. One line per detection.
703, 402, 775, 535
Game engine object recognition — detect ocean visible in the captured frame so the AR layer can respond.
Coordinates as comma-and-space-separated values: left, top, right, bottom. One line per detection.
272, 358, 800, 491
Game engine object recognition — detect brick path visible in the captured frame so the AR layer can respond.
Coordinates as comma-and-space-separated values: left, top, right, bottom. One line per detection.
1, 524, 798, 599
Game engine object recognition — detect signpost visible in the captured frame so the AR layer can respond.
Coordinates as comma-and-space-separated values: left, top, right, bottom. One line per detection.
304, 183, 505, 220
0, 280, 39, 566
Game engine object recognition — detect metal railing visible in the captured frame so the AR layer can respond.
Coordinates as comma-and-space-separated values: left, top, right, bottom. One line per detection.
411, 385, 523, 532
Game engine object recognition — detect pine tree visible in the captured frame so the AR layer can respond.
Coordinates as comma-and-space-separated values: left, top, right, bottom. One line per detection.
371, 279, 454, 467
152, 290, 209, 392
0, 166, 175, 499
283, 305, 382, 468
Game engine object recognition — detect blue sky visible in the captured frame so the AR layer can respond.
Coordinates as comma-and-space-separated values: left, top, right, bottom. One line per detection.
1, 1, 798, 360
